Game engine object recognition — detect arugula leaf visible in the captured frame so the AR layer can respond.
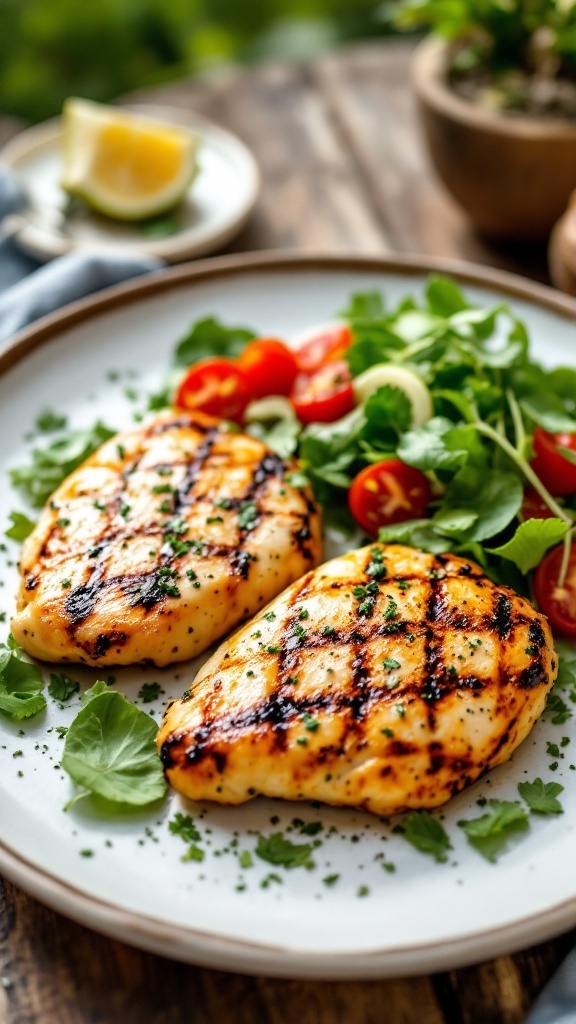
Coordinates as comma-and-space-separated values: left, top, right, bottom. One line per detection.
5, 511, 35, 542
489, 518, 568, 574
0, 640, 45, 720
458, 800, 529, 862
81, 680, 110, 705
426, 275, 468, 317
402, 811, 452, 862
518, 778, 564, 815
174, 317, 254, 368
520, 392, 576, 434
555, 641, 576, 692
62, 689, 166, 808
48, 673, 80, 702
379, 518, 454, 554
340, 291, 386, 320
10, 422, 115, 507
443, 468, 523, 542
397, 417, 469, 473
246, 417, 300, 458
255, 832, 315, 869
363, 385, 413, 439
544, 691, 572, 724
35, 410, 67, 432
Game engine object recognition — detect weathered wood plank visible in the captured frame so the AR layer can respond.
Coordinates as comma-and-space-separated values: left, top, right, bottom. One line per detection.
130, 62, 391, 256
315, 41, 549, 282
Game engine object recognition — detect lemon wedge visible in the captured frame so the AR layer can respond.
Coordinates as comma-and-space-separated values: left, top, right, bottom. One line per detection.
61, 98, 199, 221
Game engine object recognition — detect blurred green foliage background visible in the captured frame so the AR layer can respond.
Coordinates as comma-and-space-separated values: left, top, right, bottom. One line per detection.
0, 0, 389, 124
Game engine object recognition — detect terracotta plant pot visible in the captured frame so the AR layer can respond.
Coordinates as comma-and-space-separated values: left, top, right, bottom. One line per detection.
411, 37, 576, 241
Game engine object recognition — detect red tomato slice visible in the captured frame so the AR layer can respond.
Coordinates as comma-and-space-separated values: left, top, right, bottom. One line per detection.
534, 542, 576, 637
531, 427, 576, 496
349, 459, 431, 535
236, 338, 299, 398
291, 360, 354, 425
521, 488, 556, 520
175, 358, 252, 422
294, 324, 352, 374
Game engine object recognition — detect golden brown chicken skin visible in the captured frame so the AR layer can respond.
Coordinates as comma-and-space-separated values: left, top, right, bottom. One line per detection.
158, 543, 556, 816
11, 410, 322, 667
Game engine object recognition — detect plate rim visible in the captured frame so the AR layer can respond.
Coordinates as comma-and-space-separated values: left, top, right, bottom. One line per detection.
0, 108, 261, 263
1, 250, 576, 976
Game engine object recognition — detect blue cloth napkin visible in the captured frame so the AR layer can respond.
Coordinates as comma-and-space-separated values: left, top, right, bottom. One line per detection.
0, 167, 162, 345
525, 947, 576, 1024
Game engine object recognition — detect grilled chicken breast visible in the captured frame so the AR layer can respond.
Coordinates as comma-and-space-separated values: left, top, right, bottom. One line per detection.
159, 543, 556, 816
11, 410, 322, 667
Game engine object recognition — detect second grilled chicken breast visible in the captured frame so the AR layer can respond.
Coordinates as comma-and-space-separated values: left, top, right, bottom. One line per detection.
159, 543, 556, 816
11, 410, 322, 667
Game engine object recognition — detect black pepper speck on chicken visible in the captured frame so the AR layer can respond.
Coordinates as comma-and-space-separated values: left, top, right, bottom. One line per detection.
158, 543, 556, 816
11, 410, 322, 667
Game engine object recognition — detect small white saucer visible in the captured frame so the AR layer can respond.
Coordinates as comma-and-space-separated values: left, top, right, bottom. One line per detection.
0, 104, 260, 264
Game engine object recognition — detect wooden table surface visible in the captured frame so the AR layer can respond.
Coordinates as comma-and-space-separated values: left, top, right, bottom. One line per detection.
0, 37, 573, 1024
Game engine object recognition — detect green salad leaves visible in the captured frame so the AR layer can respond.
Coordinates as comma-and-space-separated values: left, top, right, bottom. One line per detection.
62, 685, 167, 809
10, 422, 115, 507
0, 638, 46, 720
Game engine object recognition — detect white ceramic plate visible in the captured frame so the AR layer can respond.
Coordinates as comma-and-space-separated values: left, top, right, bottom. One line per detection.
1, 254, 576, 979
0, 106, 260, 264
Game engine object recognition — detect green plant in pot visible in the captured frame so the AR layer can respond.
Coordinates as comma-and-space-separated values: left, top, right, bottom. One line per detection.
391, 0, 576, 240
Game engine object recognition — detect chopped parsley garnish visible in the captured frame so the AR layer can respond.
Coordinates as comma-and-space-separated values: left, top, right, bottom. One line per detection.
181, 844, 205, 863
458, 800, 529, 862
239, 850, 253, 868
61, 578, 72, 589
206, 516, 224, 524
138, 682, 164, 704
238, 501, 259, 531
403, 811, 452, 863
56, 517, 71, 528
383, 658, 401, 671
35, 409, 67, 432
255, 832, 315, 869
215, 497, 234, 510
168, 812, 201, 844
302, 712, 320, 732
298, 608, 309, 620
322, 626, 337, 638
383, 595, 398, 621
381, 727, 394, 737
48, 673, 80, 702
366, 547, 386, 580
157, 499, 173, 514
518, 778, 564, 815
152, 484, 172, 494
544, 691, 572, 724
323, 873, 340, 886
266, 644, 280, 654
5, 511, 36, 542
263, 611, 276, 622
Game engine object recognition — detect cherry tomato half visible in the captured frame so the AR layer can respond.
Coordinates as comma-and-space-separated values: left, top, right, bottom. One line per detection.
348, 459, 431, 535
175, 358, 252, 422
294, 324, 352, 374
534, 542, 576, 637
236, 337, 299, 399
531, 427, 576, 496
521, 487, 556, 520
291, 359, 354, 425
